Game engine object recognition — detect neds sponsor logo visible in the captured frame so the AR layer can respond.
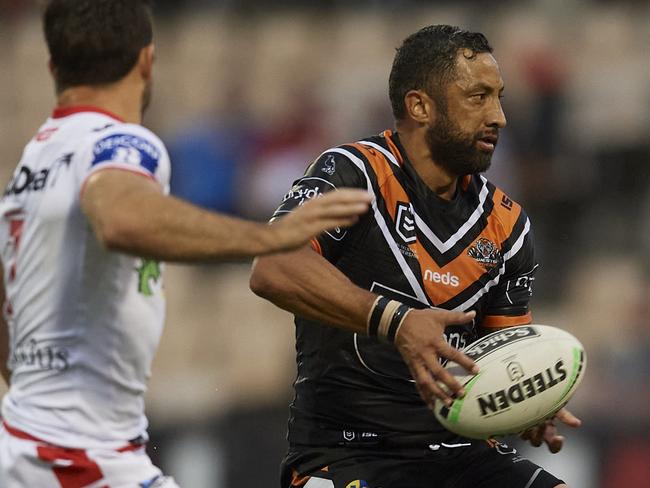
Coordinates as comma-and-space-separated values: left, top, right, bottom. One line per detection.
424, 270, 460, 287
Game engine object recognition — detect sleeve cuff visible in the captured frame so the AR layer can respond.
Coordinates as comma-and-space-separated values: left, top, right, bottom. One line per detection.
79, 164, 159, 198
480, 311, 532, 328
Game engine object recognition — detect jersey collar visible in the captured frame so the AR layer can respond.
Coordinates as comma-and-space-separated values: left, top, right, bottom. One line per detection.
52, 105, 125, 123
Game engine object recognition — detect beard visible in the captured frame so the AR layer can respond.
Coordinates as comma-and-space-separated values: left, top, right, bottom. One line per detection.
425, 109, 494, 176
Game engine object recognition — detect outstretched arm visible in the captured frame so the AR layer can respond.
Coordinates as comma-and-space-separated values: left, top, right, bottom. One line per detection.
81, 170, 371, 261
250, 246, 479, 408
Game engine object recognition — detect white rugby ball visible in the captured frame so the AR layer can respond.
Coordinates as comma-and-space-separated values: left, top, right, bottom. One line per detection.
434, 324, 586, 439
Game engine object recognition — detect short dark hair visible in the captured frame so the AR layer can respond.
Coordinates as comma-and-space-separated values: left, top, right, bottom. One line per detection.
389, 25, 493, 119
43, 0, 154, 93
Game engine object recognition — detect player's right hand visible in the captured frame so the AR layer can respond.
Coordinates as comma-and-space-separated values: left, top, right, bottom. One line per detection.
394, 308, 479, 409
267, 189, 372, 253
519, 407, 581, 453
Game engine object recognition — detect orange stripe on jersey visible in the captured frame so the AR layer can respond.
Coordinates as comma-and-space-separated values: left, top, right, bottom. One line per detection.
354, 141, 476, 304
382, 130, 404, 164
310, 238, 323, 255
481, 312, 532, 328
349, 143, 519, 305
349, 143, 409, 223
491, 186, 521, 232
350, 144, 527, 306
414, 194, 523, 305
415, 240, 483, 303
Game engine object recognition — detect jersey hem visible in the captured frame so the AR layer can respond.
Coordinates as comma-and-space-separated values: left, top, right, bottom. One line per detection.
481, 311, 533, 328
1, 408, 148, 450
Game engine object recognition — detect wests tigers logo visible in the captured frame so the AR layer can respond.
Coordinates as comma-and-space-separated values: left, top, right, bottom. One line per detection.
468, 237, 501, 270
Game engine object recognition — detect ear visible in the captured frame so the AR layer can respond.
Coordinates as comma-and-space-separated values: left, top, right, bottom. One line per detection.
48, 59, 56, 78
138, 44, 155, 81
403, 89, 436, 124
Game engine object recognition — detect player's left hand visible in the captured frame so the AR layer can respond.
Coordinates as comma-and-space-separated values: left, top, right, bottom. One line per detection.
519, 407, 581, 453
267, 189, 372, 253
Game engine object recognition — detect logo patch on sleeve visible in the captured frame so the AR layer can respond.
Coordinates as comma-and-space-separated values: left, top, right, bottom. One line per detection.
92, 133, 160, 174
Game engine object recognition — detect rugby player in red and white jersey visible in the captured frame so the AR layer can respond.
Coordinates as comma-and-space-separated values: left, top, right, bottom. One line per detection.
0, 1, 372, 487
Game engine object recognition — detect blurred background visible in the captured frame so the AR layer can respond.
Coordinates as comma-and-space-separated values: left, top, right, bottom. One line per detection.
0, 0, 648, 486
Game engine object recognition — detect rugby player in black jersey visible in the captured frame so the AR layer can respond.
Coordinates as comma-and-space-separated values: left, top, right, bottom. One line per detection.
251, 25, 580, 488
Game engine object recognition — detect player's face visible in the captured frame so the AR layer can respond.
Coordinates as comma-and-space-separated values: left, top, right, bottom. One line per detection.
426, 52, 506, 176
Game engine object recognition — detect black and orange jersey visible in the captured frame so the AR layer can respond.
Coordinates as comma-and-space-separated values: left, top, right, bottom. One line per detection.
272, 130, 537, 450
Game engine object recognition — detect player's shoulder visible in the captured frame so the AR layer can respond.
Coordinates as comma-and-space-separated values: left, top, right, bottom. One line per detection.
334, 132, 396, 162
303, 138, 376, 184
315, 131, 388, 161
471, 175, 530, 234
311, 132, 394, 176
86, 122, 165, 154
81, 122, 169, 173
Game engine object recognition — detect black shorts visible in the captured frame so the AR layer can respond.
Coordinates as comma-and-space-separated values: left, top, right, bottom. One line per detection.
281, 441, 564, 488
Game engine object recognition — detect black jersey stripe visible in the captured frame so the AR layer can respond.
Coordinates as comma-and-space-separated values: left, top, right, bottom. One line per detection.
359, 135, 494, 255
442, 218, 532, 311
345, 142, 496, 304
333, 144, 431, 306
359, 139, 402, 169
364, 149, 500, 267
413, 185, 497, 268
344, 143, 433, 301
412, 176, 493, 250
338, 139, 528, 312
436, 267, 503, 311
440, 217, 532, 311
499, 208, 530, 256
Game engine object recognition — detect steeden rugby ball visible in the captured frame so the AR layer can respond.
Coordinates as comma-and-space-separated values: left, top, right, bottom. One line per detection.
434, 324, 586, 439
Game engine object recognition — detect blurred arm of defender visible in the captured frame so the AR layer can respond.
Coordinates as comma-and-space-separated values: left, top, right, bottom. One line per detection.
81, 170, 371, 261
